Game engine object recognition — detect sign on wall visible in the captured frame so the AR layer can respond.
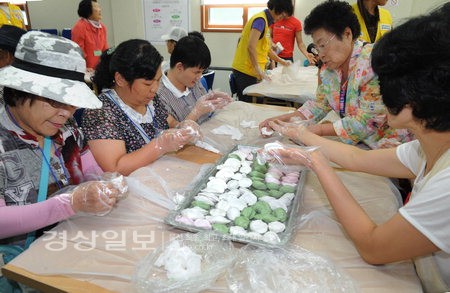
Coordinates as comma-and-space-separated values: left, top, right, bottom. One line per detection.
143, 0, 190, 44
387, 0, 400, 7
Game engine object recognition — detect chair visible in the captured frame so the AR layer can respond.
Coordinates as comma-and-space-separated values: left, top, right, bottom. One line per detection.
200, 76, 208, 91
229, 72, 237, 97
40, 29, 58, 35
201, 70, 215, 91
73, 108, 84, 126
62, 28, 72, 40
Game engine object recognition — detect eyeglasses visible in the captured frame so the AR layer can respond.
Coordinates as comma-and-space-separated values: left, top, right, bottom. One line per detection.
315, 34, 336, 53
36, 96, 77, 111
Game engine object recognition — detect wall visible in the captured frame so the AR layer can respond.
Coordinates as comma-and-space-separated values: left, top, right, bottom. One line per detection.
27, 0, 115, 45
26, 0, 448, 94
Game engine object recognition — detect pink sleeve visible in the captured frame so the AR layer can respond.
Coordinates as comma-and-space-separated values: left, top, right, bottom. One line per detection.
81, 149, 104, 178
0, 195, 76, 239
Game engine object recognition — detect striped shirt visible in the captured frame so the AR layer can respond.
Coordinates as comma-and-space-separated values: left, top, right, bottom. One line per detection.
157, 72, 210, 124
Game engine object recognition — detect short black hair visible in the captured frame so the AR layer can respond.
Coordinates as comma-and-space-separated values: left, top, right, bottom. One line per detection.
3, 87, 36, 107
267, 0, 294, 16
304, 0, 361, 41
170, 36, 211, 70
93, 39, 163, 92
372, 3, 450, 131
188, 31, 205, 42
77, 0, 97, 18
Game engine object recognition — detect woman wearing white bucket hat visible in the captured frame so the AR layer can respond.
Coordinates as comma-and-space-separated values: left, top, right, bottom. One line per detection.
0, 31, 128, 283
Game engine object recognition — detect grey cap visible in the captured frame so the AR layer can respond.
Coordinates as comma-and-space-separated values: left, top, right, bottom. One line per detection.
161, 26, 187, 42
0, 31, 102, 109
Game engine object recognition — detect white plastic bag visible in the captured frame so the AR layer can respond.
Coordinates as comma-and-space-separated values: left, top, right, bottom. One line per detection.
133, 232, 237, 293
227, 244, 358, 292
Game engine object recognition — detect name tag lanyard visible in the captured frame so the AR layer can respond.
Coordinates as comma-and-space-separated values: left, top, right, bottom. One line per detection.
5, 105, 68, 248
105, 91, 160, 144
339, 79, 349, 118
93, 25, 102, 56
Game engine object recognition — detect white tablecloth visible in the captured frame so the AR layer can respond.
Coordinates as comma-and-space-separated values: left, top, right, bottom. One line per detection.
9, 102, 422, 292
243, 64, 318, 104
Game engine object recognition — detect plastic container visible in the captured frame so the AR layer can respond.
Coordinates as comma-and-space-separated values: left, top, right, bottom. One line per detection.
165, 145, 307, 247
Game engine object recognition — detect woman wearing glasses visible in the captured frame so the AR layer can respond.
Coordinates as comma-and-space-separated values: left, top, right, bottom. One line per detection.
0, 32, 126, 291
260, 0, 412, 150
265, 4, 450, 291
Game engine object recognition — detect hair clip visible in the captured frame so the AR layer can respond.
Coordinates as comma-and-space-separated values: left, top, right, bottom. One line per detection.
106, 46, 116, 55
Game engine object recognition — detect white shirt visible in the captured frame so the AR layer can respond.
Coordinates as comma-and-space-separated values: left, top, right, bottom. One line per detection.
397, 140, 450, 286
161, 71, 190, 99
104, 89, 155, 124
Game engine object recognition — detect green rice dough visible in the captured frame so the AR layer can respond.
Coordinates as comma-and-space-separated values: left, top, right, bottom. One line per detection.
279, 185, 296, 194
191, 200, 210, 210
251, 176, 265, 182
260, 213, 279, 223
253, 201, 272, 214
266, 182, 281, 190
249, 170, 265, 178
252, 181, 267, 190
234, 216, 250, 229
253, 164, 268, 173
268, 189, 284, 198
273, 208, 287, 222
228, 154, 241, 161
253, 190, 269, 198
241, 207, 256, 219
253, 214, 264, 220
212, 223, 229, 234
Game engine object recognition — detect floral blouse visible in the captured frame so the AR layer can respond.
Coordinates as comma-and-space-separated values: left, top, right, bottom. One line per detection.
298, 40, 412, 149
82, 90, 169, 153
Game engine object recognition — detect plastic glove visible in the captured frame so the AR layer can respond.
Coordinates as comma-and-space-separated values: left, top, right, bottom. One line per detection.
82, 172, 128, 199
280, 59, 292, 67
209, 90, 234, 108
98, 172, 128, 199
154, 128, 195, 153
259, 117, 280, 137
66, 180, 124, 216
258, 141, 319, 169
190, 91, 233, 119
256, 68, 271, 81
268, 119, 313, 144
259, 113, 308, 138
177, 119, 202, 144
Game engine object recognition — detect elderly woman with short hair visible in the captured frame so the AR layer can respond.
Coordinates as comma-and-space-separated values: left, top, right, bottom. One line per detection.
0, 31, 125, 250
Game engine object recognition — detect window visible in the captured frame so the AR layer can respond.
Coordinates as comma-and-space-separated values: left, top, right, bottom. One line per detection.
201, 0, 266, 32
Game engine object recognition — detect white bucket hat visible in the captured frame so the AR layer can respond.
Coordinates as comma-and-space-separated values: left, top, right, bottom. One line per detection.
0, 31, 102, 109
161, 26, 187, 42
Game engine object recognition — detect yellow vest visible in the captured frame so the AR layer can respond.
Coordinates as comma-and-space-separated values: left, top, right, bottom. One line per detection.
232, 11, 271, 78
0, 4, 25, 29
352, 3, 392, 43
